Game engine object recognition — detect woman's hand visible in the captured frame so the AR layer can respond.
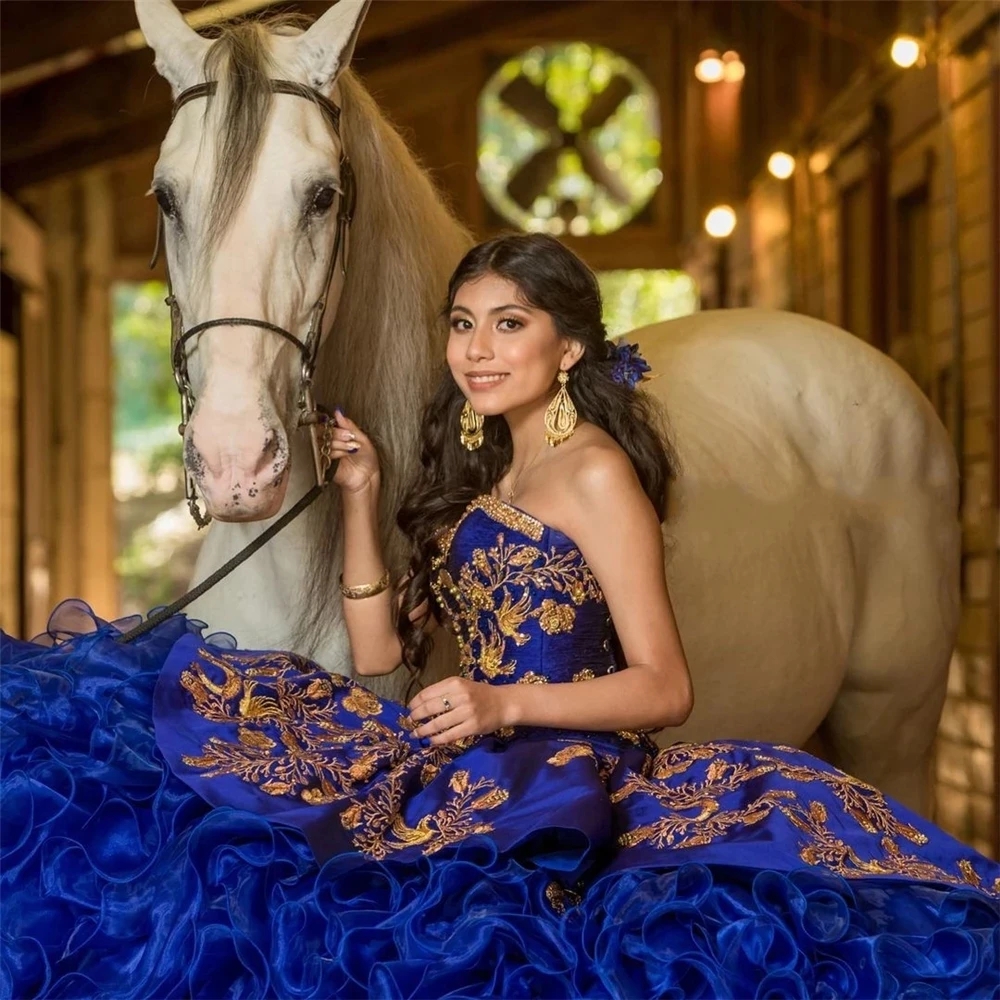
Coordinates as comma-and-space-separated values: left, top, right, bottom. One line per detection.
407, 677, 511, 745
328, 410, 380, 495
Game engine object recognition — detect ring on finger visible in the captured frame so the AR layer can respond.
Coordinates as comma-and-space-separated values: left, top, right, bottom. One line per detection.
441, 696, 452, 711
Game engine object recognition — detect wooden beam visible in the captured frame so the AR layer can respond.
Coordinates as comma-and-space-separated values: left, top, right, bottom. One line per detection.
1, 0, 581, 185
1, 48, 172, 171
3, 113, 174, 191
1, 1, 205, 77
0, 0, 481, 93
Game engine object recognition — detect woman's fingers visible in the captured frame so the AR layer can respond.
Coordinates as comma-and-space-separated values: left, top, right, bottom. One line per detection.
333, 409, 366, 438
429, 720, 477, 746
409, 688, 461, 723
412, 706, 465, 738
327, 439, 361, 455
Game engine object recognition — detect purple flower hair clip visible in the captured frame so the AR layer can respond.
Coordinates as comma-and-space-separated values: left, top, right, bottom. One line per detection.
609, 340, 652, 390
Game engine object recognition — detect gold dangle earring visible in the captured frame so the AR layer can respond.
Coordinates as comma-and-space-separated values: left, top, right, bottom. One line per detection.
544, 370, 577, 447
459, 399, 484, 450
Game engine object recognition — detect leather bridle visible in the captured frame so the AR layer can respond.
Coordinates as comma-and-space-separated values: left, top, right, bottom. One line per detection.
149, 79, 355, 526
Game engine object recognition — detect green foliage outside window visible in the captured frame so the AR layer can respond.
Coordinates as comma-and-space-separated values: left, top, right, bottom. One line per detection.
112, 282, 199, 615
599, 270, 699, 338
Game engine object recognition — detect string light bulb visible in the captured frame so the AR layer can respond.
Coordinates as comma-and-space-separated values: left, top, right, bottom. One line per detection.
808, 149, 831, 174
695, 50, 724, 83
768, 152, 795, 179
890, 35, 922, 68
721, 50, 745, 82
705, 205, 736, 238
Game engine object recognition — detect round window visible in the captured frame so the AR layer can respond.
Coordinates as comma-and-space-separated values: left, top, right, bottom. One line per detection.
478, 42, 661, 236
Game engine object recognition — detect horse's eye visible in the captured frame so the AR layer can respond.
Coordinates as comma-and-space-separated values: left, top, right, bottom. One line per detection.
310, 185, 337, 215
154, 187, 177, 219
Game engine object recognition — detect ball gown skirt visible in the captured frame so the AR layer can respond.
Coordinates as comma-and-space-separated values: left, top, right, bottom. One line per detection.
2, 495, 998, 999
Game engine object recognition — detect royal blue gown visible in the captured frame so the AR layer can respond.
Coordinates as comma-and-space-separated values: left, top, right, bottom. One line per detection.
2, 494, 998, 999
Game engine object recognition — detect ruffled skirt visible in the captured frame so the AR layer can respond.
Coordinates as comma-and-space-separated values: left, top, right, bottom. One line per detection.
2, 604, 998, 999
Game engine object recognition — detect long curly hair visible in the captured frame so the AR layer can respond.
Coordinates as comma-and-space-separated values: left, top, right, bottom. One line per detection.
395, 233, 676, 681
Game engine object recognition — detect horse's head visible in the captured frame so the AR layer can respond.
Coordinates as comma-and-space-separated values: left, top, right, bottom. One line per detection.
136, 0, 368, 521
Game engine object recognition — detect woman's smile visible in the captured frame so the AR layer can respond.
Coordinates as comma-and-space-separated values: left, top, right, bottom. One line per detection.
465, 371, 510, 391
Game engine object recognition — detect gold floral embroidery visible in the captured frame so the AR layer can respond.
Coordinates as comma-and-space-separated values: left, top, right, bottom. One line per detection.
496, 589, 535, 644
783, 799, 980, 887
615, 742, 999, 896
517, 671, 549, 684
345, 767, 509, 859
538, 599, 576, 634
545, 881, 581, 913
546, 741, 620, 782
178, 649, 411, 805
342, 687, 383, 718
431, 523, 603, 684
619, 790, 796, 849
572, 668, 596, 682
547, 744, 595, 766
477, 622, 517, 678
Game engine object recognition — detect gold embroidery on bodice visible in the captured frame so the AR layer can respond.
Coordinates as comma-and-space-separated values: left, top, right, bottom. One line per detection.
429, 496, 606, 683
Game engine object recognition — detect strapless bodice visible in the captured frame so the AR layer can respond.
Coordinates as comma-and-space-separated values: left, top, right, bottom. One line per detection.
430, 495, 621, 686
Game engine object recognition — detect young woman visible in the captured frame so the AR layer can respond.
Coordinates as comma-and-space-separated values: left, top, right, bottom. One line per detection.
3, 234, 997, 999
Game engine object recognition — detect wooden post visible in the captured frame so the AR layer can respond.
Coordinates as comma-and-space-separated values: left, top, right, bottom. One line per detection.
0, 193, 51, 638
34, 180, 84, 610
79, 168, 117, 617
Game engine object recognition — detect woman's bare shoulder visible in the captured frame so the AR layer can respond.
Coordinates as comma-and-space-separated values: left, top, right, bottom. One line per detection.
546, 424, 646, 531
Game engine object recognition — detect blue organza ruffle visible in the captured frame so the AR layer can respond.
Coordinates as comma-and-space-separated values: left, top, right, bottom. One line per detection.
2, 604, 998, 999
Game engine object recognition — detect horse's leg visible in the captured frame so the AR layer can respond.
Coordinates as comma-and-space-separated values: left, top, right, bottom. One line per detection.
818, 505, 958, 816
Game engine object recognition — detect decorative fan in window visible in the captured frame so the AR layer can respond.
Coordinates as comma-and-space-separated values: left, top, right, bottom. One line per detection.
478, 43, 661, 236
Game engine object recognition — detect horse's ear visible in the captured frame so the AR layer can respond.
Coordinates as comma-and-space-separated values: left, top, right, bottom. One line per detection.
134, 0, 212, 97
298, 0, 371, 92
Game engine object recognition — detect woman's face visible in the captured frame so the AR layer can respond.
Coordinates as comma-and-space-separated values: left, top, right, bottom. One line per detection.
447, 273, 578, 417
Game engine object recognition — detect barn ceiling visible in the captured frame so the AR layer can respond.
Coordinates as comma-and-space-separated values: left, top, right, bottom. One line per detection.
0, 0, 582, 190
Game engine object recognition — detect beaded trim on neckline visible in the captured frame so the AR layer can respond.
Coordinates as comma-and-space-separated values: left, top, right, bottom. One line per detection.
436, 495, 546, 563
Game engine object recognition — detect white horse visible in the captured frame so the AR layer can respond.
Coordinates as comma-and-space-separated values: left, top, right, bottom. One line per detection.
136, 0, 958, 815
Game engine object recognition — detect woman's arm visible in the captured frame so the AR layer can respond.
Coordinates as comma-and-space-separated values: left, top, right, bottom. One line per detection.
339, 482, 403, 676
409, 445, 693, 743
330, 412, 433, 676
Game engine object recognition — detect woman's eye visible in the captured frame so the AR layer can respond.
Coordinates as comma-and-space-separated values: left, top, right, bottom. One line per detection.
498, 317, 522, 331
450, 317, 472, 331
309, 185, 337, 215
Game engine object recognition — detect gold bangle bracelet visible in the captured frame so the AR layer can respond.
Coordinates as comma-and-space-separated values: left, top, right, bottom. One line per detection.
339, 568, 390, 600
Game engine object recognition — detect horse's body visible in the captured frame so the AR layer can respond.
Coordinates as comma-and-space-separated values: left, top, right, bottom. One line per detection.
138, 0, 958, 815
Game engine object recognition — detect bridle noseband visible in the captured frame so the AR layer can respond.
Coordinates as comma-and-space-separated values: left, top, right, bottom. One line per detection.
150, 79, 355, 526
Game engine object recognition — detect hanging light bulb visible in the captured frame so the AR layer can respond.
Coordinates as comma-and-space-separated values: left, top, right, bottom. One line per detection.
808, 149, 831, 174
705, 205, 736, 238
695, 49, 724, 83
721, 50, 745, 82
890, 35, 922, 68
768, 152, 795, 179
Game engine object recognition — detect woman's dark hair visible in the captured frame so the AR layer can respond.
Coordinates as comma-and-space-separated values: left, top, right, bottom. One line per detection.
395, 232, 676, 682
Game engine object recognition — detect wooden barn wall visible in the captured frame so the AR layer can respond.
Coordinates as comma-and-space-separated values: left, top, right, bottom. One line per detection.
365, 1, 681, 266
702, 5, 999, 857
